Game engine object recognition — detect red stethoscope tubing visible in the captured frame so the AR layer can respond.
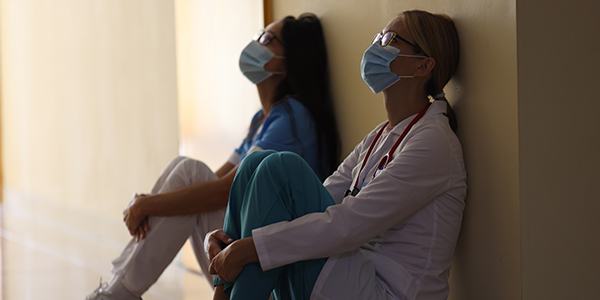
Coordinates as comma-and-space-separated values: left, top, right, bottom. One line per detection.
348, 103, 431, 196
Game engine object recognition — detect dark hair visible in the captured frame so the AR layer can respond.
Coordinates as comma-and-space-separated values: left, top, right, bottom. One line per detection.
273, 13, 341, 180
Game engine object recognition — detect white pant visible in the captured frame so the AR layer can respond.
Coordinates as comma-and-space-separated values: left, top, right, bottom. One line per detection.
110, 156, 225, 296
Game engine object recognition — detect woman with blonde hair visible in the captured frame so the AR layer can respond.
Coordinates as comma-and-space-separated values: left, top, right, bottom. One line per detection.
207, 9, 466, 300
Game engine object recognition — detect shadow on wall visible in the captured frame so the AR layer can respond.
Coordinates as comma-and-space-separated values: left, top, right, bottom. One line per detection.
446, 7, 520, 300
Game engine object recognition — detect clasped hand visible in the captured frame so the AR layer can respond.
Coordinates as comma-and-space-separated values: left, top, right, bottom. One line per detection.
123, 193, 151, 241
206, 229, 254, 283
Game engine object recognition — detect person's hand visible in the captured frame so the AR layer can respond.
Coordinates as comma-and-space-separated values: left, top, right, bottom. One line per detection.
209, 241, 244, 282
134, 218, 151, 241
123, 193, 151, 241
206, 229, 233, 261
209, 237, 257, 282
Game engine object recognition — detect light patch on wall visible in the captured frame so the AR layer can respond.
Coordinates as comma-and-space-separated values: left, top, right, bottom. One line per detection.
175, 0, 265, 170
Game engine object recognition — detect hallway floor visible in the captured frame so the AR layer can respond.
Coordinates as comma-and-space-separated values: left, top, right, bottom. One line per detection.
0, 190, 213, 300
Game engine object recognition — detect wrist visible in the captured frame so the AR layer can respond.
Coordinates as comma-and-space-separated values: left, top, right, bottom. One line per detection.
234, 237, 258, 265
135, 195, 155, 215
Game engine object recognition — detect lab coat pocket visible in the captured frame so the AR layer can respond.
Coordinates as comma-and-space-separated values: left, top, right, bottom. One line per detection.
363, 250, 414, 300
311, 250, 394, 300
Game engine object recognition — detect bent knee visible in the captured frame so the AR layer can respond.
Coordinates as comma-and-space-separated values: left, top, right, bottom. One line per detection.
265, 151, 306, 168
255, 151, 307, 178
172, 155, 189, 163
238, 150, 277, 173
244, 150, 277, 162
171, 158, 216, 181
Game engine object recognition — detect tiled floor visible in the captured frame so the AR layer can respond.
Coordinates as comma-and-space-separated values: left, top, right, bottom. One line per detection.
0, 190, 214, 300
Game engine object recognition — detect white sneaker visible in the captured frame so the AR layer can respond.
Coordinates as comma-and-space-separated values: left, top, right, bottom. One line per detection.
86, 278, 142, 300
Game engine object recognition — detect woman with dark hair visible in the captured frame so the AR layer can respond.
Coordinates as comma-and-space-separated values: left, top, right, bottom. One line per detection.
87, 14, 340, 300
274, 14, 340, 179
207, 10, 466, 300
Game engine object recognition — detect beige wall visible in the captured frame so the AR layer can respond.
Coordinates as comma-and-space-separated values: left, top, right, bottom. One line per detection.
517, 0, 600, 298
272, 0, 520, 299
174, 0, 264, 169
1, 0, 179, 214
0, 17, 3, 197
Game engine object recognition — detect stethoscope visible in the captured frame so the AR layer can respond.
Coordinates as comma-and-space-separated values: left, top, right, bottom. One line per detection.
345, 103, 431, 197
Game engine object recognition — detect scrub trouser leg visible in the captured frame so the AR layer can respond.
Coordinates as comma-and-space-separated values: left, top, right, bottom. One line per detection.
219, 151, 335, 300
106, 156, 225, 297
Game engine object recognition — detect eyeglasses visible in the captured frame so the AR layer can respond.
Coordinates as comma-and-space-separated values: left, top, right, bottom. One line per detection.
256, 30, 284, 46
372, 31, 424, 54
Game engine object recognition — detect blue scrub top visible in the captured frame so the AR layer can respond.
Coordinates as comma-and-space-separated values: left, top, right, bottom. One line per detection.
232, 97, 319, 173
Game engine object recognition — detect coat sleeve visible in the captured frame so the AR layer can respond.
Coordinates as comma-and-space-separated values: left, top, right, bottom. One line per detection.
252, 125, 453, 271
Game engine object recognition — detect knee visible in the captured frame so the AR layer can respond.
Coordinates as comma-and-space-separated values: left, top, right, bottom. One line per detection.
238, 150, 277, 174
245, 150, 277, 163
255, 151, 306, 180
264, 151, 306, 169
164, 155, 190, 175
172, 155, 189, 163
170, 158, 215, 182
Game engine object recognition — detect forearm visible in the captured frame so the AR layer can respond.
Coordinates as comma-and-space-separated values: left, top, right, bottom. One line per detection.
140, 170, 236, 216
215, 162, 236, 178
238, 237, 259, 265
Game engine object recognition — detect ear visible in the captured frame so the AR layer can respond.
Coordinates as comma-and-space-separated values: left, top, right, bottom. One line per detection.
414, 57, 436, 78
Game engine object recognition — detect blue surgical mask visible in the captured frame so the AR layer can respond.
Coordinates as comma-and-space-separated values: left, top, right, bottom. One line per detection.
239, 40, 285, 84
360, 43, 427, 93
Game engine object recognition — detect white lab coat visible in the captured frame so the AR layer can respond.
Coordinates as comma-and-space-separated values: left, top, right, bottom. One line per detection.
252, 100, 467, 300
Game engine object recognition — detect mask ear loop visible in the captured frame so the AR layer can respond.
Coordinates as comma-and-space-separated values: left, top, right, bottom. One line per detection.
398, 54, 429, 59
395, 54, 429, 79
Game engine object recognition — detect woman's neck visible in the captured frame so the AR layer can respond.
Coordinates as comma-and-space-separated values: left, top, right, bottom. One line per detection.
256, 78, 282, 116
383, 86, 429, 127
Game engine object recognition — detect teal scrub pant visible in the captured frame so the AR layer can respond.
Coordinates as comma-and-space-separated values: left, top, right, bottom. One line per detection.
216, 150, 335, 300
